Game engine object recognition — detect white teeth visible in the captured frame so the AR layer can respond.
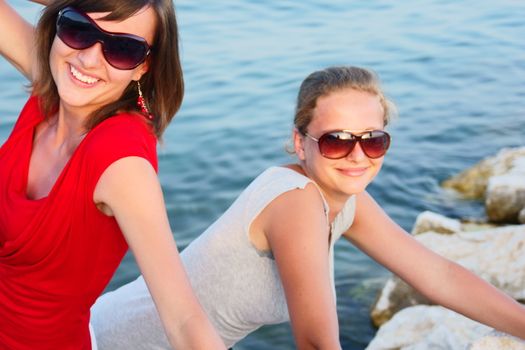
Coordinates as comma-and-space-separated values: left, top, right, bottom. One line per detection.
70, 65, 99, 84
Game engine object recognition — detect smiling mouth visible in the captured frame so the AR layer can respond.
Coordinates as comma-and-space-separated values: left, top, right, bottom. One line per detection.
70, 65, 100, 85
338, 167, 368, 177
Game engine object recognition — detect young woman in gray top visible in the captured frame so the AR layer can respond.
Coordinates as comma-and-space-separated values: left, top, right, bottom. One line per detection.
91, 66, 525, 349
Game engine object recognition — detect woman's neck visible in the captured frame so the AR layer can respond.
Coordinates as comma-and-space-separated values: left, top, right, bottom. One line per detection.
42, 106, 88, 153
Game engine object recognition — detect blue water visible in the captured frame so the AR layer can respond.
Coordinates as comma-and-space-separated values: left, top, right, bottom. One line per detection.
1, 1, 524, 348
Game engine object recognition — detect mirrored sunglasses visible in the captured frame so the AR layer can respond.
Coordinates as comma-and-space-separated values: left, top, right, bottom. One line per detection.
305, 130, 391, 159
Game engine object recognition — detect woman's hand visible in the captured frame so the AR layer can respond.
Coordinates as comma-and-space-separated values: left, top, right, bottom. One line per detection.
94, 157, 226, 349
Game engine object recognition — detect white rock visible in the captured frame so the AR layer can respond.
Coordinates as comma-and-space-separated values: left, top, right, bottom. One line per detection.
520, 208, 525, 224
374, 278, 397, 313
414, 225, 525, 301
442, 147, 525, 200
442, 147, 525, 222
411, 211, 462, 235
486, 173, 525, 222
469, 330, 525, 350
491, 147, 525, 174
366, 305, 491, 350
482, 150, 525, 222
370, 224, 525, 326
370, 275, 430, 327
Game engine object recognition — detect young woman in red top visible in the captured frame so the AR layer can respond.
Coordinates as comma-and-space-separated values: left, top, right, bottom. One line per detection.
0, 0, 224, 349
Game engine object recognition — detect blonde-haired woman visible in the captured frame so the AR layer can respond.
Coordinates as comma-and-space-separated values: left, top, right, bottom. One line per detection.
92, 66, 525, 349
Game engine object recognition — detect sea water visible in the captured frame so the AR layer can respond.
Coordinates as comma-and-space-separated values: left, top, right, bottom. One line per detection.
1, 1, 524, 348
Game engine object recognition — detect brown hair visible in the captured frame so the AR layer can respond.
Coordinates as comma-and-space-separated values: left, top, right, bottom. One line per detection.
31, 0, 183, 138
294, 66, 396, 135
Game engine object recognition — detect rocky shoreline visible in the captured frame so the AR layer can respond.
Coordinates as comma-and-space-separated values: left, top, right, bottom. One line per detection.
367, 147, 525, 349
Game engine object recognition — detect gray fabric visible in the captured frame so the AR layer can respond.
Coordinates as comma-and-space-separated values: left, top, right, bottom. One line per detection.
90, 166, 356, 349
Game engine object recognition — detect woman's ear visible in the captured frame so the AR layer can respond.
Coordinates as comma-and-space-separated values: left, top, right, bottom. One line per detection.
132, 60, 150, 81
293, 128, 306, 161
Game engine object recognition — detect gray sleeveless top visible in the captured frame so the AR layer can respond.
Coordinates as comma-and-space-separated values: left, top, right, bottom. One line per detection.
90, 166, 356, 349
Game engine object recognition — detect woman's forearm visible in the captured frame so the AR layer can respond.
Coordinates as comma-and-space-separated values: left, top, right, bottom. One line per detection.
346, 196, 525, 340
423, 260, 525, 339
165, 310, 225, 349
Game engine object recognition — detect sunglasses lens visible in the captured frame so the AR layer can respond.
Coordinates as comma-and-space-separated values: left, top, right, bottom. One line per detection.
57, 9, 98, 50
103, 37, 149, 70
56, 7, 150, 70
318, 132, 357, 159
360, 130, 390, 158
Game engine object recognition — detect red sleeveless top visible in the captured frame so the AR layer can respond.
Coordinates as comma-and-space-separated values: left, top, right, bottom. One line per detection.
0, 96, 158, 349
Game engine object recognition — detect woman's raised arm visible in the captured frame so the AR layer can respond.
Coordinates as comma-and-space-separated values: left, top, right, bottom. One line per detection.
344, 191, 525, 339
93, 156, 226, 349
0, 0, 40, 80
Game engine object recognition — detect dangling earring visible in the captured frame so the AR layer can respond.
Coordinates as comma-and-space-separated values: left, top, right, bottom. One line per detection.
137, 81, 153, 120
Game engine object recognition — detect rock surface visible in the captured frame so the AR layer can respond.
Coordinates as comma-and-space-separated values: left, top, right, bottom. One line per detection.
370, 276, 430, 327
442, 147, 525, 223
367, 306, 525, 350
469, 331, 525, 350
486, 172, 525, 223
411, 211, 461, 235
442, 147, 525, 200
370, 221, 525, 327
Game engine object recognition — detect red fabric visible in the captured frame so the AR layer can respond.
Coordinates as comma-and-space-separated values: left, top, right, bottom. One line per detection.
0, 96, 158, 349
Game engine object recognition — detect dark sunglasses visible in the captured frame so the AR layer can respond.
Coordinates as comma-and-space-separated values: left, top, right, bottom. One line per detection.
56, 6, 152, 70
304, 130, 391, 159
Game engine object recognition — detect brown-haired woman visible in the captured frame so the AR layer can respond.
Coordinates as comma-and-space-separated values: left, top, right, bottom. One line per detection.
0, 1, 225, 349
92, 66, 525, 349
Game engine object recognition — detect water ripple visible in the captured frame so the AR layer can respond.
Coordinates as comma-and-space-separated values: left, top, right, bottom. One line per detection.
1, 1, 525, 348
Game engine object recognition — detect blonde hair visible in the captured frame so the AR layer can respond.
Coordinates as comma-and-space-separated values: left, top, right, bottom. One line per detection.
293, 66, 396, 135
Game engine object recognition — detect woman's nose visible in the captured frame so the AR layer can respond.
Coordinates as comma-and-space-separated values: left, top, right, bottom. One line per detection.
346, 141, 367, 161
77, 42, 104, 69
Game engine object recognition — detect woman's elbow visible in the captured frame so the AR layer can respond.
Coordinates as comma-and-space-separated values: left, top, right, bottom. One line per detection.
294, 332, 342, 350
